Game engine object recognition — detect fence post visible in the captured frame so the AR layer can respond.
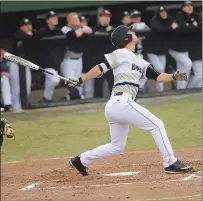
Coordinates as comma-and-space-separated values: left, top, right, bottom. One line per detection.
17, 41, 29, 109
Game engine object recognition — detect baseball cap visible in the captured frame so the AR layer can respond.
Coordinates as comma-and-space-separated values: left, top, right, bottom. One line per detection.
159, 6, 167, 12
130, 10, 141, 18
121, 11, 130, 18
111, 25, 132, 48
20, 18, 32, 26
100, 10, 112, 17
80, 15, 89, 22
45, 10, 57, 20
182, 1, 193, 8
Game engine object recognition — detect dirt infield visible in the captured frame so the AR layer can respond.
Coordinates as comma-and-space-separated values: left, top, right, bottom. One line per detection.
2, 148, 202, 201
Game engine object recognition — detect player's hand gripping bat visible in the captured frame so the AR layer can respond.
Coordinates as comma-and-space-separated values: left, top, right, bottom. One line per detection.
3, 51, 71, 84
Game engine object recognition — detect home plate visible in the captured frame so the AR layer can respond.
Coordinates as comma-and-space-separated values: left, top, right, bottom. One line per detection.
103, 171, 140, 176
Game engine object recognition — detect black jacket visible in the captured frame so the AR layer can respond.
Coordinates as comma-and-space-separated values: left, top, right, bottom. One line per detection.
0, 60, 9, 73
64, 26, 92, 53
35, 25, 65, 70
188, 12, 202, 60
93, 24, 115, 64
12, 30, 33, 59
94, 24, 115, 33
147, 14, 174, 55
12, 28, 51, 62
170, 10, 201, 52
61, 25, 94, 73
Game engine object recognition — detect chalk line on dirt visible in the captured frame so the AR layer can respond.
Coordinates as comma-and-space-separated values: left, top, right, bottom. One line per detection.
6, 170, 202, 190
2, 156, 73, 164
6, 169, 201, 189
19, 182, 40, 191
179, 171, 202, 181
103, 171, 140, 176
181, 173, 198, 181
5, 179, 59, 187
20, 174, 201, 191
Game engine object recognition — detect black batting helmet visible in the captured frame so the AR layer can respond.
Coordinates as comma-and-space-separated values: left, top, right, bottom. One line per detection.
111, 25, 133, 48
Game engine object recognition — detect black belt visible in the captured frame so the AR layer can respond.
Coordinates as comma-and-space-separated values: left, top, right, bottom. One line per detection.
114, 92, 136, 101
114, 92, 124, 96
69, 57, 81, 60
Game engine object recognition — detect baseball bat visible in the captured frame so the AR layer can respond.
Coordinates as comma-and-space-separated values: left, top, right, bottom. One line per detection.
3, 51, 71, 84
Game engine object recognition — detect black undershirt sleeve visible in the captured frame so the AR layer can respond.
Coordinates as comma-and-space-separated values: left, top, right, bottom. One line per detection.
103, 57, 112, 70
146, 64, 161, 80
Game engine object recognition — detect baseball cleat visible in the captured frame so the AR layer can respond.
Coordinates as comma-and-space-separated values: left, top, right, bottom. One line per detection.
165, 160, 193, 174
69, 156, 88, 176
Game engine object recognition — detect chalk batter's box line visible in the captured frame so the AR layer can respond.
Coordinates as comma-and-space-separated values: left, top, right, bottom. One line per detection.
5, 169, 201, 188
19, 172, 202, 191
4, 169, 202, 189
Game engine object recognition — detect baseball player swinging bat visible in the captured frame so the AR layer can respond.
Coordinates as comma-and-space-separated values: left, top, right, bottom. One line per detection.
3, 51, 71, 84
68, 25, 193, 176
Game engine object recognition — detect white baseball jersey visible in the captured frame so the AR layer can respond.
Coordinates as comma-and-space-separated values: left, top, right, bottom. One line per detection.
99, 48, 159, 95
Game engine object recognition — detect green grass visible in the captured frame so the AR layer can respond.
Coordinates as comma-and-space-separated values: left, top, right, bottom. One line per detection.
1, 101, 201, 162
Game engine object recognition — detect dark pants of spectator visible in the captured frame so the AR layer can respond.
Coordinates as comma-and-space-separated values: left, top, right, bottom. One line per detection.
94, 70, 114, 98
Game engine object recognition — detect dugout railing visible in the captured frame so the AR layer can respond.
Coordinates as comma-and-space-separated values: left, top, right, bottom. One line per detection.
15, 28, 201, 109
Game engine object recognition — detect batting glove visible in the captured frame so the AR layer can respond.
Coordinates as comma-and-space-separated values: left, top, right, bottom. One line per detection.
173, 70, 187, 81
68, 77, 83, 86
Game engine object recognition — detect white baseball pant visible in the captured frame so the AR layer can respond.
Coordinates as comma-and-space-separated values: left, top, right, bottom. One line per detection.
43, 68, 60, 100
8, 62, 31, 111
187, 60, 202, 89
61, 58, 83, 97
1, 75, 12, 106
147, 53, 166, 92
81, 93, 177, 168
169, 49, 192, 89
